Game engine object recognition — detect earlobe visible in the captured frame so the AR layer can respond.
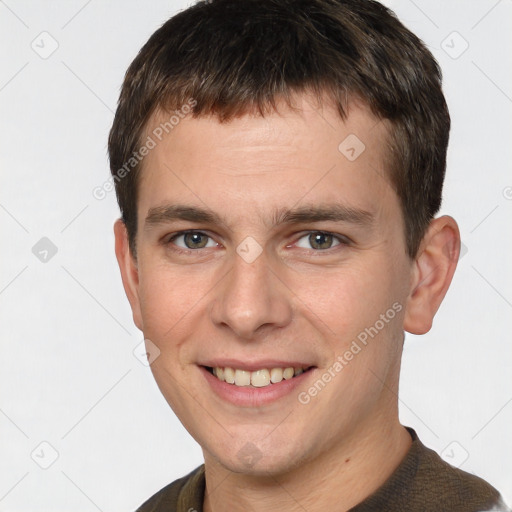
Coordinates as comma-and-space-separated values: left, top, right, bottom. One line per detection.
113, 219, 143, 331
403, 216, 460, 335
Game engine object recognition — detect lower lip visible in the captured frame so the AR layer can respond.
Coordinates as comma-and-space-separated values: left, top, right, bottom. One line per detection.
200, 366, 314, 407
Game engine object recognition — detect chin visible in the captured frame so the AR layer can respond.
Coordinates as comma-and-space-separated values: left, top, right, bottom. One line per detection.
206, 436, 309, 478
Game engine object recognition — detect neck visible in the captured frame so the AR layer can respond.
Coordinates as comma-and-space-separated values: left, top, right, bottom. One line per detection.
202, 418, 412, 512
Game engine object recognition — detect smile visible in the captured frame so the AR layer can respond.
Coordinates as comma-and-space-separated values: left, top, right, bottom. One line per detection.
206, 366, 313, 388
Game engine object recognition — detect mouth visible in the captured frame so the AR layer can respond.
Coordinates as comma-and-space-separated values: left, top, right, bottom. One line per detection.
203, 365, 315, 388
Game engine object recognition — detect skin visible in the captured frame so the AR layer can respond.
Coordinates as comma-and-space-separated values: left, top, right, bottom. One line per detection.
114, 93, 460, 512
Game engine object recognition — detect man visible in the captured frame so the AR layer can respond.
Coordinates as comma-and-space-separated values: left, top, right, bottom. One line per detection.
108, 0, 510, 510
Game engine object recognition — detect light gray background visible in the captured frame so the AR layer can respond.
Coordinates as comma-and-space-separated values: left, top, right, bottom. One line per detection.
1, 1, 511, 510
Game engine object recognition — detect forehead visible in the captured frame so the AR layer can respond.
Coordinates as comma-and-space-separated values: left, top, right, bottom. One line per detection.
144, 94, 388, 155
137, 94, 397, 226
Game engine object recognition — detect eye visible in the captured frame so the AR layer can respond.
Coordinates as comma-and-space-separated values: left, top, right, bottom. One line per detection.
295, 232, 344, 250
169, 231, 217, 250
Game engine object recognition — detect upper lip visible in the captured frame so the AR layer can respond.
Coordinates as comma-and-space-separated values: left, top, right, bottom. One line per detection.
199, 359, 315, 372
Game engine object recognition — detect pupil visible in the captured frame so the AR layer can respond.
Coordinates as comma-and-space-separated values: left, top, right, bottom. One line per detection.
310, 232, 332, 250
185, 233, 206, 249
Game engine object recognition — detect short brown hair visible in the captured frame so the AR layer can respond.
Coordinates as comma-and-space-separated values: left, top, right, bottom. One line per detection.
108, 0, 450, 258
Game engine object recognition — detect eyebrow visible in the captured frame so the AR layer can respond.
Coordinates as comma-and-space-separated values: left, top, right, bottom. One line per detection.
145, 204, 225, 229
144, 203, 375, 230
271, 204, 374, 227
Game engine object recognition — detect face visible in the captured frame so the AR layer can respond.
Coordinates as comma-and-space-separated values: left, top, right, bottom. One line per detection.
118, 95, 418, 476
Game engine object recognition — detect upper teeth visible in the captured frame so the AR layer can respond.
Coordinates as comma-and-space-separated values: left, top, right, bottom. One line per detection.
212, 367, 306, 387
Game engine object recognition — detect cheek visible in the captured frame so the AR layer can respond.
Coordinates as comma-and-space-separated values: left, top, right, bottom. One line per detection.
137, 263, 211, 345
289, 264, 398, 341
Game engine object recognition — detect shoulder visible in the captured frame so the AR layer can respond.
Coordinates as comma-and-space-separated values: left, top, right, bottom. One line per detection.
393, 429, 508, 511
135, 465, 205, 512
415, 438, 504, 508
352, 429, 510, 512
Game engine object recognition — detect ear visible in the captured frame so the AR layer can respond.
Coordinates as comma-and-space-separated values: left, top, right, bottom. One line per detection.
403, 215, 460, 335
114, 219, 143, 331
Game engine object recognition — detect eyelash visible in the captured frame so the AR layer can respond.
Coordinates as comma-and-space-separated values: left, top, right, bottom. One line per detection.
165, 230, 351, 255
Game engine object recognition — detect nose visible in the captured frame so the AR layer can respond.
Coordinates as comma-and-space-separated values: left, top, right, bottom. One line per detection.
210, 248, 293, 340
